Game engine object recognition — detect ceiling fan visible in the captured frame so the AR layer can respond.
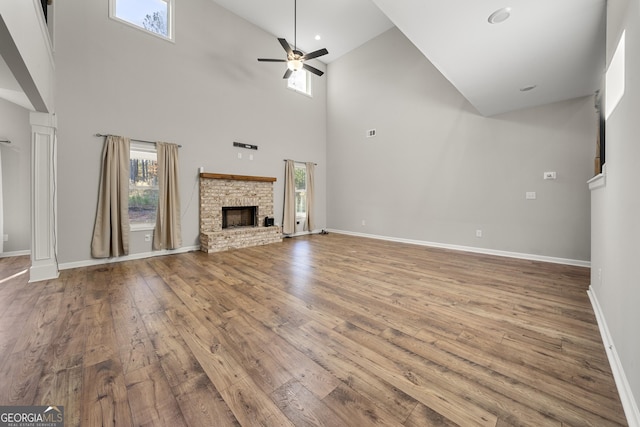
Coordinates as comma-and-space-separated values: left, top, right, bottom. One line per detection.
257, 0, 328, 79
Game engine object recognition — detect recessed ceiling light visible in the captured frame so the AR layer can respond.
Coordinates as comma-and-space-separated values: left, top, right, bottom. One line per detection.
488, 7, 511, 24
314, 34, 321, 41
520, 85, 537, 92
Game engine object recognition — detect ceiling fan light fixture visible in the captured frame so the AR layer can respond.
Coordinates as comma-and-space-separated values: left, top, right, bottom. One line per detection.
287, 59, 303, 71
257, 0, 328, 78
488, 7, 511, 24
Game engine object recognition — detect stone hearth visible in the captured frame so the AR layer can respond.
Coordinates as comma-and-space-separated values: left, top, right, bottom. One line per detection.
199, 173, 282, 253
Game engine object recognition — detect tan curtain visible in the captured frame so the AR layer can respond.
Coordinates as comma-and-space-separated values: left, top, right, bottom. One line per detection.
304, 162, 315, 232
153, 142, 182, 250
283, 159, 296, 235
91, 135, 130, 258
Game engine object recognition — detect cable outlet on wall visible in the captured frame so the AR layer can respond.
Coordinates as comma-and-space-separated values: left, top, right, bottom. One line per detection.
144, 234, 151, 242
543, 171, 557, 180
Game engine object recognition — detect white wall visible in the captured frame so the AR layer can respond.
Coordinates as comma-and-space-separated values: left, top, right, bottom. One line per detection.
54, 0, 327, 264
0, 97, 31, 254
327, 28, 595, 262
590, 0, 640, 420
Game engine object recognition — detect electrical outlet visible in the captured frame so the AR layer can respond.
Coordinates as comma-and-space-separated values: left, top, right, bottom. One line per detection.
2, 234, 7, 242
366, 129, 376, 138
361, 219, 366, 226
476, 230, 482, 238
237, 152, 242, 159
526, 191, 536, 200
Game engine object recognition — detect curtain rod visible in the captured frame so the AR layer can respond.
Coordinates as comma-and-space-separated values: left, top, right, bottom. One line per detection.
284, 159, 317, 165
94, 133, 182, 148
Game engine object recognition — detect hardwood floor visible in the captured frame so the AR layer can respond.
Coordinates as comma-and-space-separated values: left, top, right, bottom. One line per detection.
0, 234, 627, 426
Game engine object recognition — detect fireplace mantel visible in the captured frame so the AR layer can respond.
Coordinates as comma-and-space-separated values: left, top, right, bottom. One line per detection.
200, 173, 276, 182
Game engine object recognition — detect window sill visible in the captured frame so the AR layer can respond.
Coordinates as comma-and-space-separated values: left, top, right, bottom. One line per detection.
108, 16, 175, 43
588, 172, 606, 191
288, 86, 313, 98
130, 224, 156, 232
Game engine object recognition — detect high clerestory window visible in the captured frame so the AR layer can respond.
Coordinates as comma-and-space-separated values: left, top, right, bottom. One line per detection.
288, 70, 312, 97
605, 30, 625, 120
109, 0, 174, 41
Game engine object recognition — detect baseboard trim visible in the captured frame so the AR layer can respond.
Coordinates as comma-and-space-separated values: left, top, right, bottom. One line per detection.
327, 229, 590, 267
283, 229, 322, 238
29, 261, 59, 282
58, 245, 200, 270
588, 287, 640, 427
0, 250, 31, 258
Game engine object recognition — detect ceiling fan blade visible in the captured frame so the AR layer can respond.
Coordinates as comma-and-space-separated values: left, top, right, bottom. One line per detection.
302, 63, 324, 77
301, 48, 328, 61
278, 38, 294, 56
283, 68, 293, 79
258, 58, 287, 62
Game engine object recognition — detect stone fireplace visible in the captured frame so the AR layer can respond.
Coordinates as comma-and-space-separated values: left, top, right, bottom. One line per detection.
199, 173, 282, 253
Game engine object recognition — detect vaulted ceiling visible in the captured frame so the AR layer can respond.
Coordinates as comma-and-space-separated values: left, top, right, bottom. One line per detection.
213, 0, 606, 116
0, 1, 606, 116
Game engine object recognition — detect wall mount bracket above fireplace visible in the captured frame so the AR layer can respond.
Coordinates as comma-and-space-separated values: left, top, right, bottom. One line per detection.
233, 142, 258, 150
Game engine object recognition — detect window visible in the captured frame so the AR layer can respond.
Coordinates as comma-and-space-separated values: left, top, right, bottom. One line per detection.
288, 70, 312, 96
605, 30, 625, 119
294, 163, 307, 218
129, 143, 158, 228
109, 0, 174, 41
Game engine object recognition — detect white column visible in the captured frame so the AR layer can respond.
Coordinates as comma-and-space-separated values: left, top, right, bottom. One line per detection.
29, 112, 58, 282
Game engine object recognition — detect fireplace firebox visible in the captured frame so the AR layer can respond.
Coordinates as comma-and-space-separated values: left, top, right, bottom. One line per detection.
222, 206, 257, 229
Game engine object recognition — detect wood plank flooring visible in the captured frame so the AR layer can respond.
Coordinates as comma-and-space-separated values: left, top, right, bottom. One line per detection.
0, 234, 627, 426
